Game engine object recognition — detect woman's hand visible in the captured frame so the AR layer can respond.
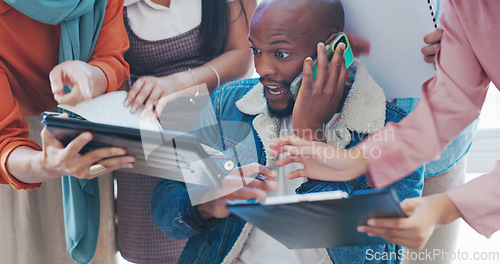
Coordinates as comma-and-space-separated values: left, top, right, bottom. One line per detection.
422, 29, 443, 64
270, 135, 367, 181
357, 193, 462, 250
50, 60, 108, 105
124, 75, 184, 118
38, 114, 135, 179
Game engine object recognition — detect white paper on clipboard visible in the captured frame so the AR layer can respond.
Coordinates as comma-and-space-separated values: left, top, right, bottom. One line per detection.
343, 0, 438, 98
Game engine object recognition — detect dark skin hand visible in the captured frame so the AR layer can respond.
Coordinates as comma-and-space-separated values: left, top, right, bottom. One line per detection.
292, 41, 348, 141
197, 163, 278, 220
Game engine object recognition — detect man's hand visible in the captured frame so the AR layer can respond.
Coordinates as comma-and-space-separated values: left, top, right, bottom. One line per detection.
357, 193, 462, 250
197, 163, 278, 220
269, 135, 367, 181
422, 29, 443, 64
38, 114, 135, 179
50, 60, 108, 105
292, 42, 348, 141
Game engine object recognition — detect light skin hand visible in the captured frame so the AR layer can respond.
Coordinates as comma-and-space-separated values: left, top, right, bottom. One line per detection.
421, 29, 443, 64
124, 75, 182, 118
357, 193, 462, 250
197, 163, 278, 220
269, 135, 367, 181
292, 42, 348, 141
50, 60, 108, 105
7, 114, 136, 183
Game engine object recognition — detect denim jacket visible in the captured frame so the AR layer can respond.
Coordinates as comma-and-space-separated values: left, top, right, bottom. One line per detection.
152, 63, 424, 264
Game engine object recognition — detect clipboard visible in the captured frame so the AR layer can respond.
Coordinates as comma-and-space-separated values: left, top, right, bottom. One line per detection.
226, 188, 406, 249
42, 114, 223, 187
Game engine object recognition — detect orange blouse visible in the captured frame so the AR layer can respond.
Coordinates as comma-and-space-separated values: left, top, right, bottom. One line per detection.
0, 0, 130, 190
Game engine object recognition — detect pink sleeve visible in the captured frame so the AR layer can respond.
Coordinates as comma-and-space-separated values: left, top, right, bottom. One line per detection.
446, 161, 500, 238
359, 1, 490, 188
360, 0, 491, 188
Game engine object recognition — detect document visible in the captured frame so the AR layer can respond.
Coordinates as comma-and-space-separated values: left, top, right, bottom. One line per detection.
343, 0, 438, 98
58, 91, 161, 131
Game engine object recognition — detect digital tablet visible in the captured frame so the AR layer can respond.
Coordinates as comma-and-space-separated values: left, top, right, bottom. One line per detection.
42, 113, 223, 187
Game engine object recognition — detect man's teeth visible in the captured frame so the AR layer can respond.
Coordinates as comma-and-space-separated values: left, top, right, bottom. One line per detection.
267, 86, 285, 95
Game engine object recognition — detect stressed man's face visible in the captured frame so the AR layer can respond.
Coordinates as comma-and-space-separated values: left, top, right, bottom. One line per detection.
248, 7, 319, 118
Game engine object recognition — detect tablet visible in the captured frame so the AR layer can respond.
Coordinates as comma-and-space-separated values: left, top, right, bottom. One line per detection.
42, 113, 223, 187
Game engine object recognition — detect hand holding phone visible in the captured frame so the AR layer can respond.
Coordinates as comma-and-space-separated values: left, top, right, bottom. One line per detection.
291, 32, 354, 99
290, 34, 351, 141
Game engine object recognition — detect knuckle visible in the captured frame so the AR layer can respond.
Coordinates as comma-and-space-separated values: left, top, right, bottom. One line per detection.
68, 167, 79, 176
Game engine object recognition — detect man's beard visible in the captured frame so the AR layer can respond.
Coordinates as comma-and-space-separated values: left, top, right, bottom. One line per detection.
268, 99, 295, 119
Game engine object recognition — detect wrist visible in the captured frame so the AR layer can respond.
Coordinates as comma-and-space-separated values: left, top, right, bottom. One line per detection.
32, 150, 56, 181
436, 193, 462, 225
197, 203, 215, 221
350, 147, 368, 175
88, 64, 108, 97
293, 122, 325, 141
169, 71, 196, 92
6, 147, 54, 184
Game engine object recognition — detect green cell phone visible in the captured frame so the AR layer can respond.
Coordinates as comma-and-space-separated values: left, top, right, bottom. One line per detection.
290, 32, 354, 99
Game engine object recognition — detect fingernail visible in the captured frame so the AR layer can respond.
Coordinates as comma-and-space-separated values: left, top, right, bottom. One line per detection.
84, 133, 92, 140
127, 163, 134, 169
357, 226, 365, 232
367, 219, 375, 226
124, 100, 130, 107
271, 170, 278, 177
318, 42, 324, 48
269, 149, 277, 157
139, 110, 148, 119
338, 42, 346, 51
130, 106, 137, 114
115, 149, 126, 155
126, 157, 135, 163
367, 233, 375, 237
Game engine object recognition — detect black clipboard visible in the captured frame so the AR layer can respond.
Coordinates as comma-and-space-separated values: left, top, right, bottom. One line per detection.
226, 188, 406, 249
42, 113, 223, 187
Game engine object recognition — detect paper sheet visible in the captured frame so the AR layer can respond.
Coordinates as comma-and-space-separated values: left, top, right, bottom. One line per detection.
343, 0, 438, 98
58, 91, 161, 131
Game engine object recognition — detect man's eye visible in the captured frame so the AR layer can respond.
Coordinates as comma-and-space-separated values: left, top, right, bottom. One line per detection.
275, 51, 291, 59
250, 47, 261, 55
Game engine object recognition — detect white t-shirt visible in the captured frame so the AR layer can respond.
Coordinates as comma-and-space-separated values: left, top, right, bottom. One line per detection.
236, 117, 327, 264
124, 0, 236, 41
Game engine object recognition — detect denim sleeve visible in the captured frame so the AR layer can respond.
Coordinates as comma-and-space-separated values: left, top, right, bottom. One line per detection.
151, 179, 222, 239
150, 88, 230, 239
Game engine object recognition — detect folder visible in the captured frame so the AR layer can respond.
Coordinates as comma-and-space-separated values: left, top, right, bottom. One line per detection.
226, 188, 406, 249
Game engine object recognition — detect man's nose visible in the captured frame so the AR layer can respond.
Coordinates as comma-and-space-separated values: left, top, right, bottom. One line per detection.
255, 55, 277, 77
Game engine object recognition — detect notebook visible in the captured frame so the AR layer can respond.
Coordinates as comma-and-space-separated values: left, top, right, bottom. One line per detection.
226, 188, 406, 249
342, 0, 438, 98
